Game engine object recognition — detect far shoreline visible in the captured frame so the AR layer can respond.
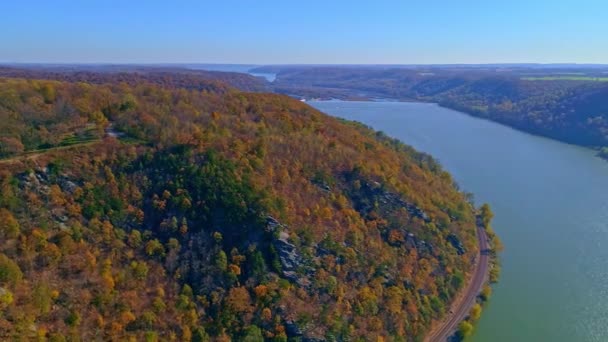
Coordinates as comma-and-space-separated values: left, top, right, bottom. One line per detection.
305, 96, 606, 160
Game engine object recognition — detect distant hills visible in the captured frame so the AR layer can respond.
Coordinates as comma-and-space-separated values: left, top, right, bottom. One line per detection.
258, 65, 608, 153
6, 62, 608, 151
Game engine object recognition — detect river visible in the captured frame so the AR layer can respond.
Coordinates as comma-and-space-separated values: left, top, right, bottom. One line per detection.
309, 100, 608, 342
183, 64, 276, 81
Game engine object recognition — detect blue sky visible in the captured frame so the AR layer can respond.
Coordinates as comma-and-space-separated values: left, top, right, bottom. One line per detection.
1, 0, 606, 64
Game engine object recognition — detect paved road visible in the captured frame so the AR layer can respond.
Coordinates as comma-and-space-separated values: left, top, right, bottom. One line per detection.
426, 224, 490, 342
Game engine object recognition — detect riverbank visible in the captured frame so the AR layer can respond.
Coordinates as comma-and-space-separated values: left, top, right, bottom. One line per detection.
425, 207, 501, 342
310, 100, 608, 341
306, 99, 502, 341
303, 94, 608, 160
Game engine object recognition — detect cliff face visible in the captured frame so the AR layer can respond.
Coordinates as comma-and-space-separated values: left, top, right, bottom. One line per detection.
0, 76, 479, 341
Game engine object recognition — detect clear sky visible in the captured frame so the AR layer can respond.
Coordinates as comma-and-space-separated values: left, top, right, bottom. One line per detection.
1, 0, 606, 64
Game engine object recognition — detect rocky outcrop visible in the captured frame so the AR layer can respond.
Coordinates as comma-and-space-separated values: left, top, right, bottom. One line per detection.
19, 167, 79, 195
19, 169, 50, 195
284, 319, 326, 342
380, 190, 431, 223
267, 216, 312, 287
311, 179, 331, 193
447, 234, 466, 255
404, 202, 431, 222
347, 179, 431, 223
17, 168, 79, 230
265, 216, 285, 233
404, 232, 434, 255
285, 319, 304, 336
274, 233, 302, 275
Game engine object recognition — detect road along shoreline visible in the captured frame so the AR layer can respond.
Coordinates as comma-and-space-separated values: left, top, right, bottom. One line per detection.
425, 222, 491, 342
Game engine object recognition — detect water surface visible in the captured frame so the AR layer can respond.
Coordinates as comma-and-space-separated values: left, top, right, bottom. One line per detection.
183, 64, 276, 81
309, 100, 608, 342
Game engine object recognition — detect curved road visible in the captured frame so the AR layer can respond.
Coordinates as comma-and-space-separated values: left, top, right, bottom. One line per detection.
426, 224, 490, 342
0, 141, 100, 166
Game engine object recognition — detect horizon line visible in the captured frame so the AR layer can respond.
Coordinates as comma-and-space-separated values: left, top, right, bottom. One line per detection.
2, 62, 608, 67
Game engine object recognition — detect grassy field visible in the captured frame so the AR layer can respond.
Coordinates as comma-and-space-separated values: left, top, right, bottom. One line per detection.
522, 76, 608, 82
58, 125, 100, 147
0, 140, 100, 165
0, 124, 142, 164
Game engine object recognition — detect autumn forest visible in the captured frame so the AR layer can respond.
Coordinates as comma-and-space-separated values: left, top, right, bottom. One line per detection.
0, 70, 499, 341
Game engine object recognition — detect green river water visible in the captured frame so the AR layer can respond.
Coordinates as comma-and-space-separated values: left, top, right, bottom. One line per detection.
310, 100, 608, 342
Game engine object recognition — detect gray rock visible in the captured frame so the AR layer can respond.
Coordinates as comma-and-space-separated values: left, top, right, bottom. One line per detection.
271, 225, 313, 286
62, 180, 78, 193
285, 319, 303, 336
447, 234, 466, 255
403, 232, 433, 255
355, 180, 432, 223
274, 236, 301, 273
265, 216, 284, 233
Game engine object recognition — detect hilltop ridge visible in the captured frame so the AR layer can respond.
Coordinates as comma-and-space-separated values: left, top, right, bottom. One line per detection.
0, 72, 490, 340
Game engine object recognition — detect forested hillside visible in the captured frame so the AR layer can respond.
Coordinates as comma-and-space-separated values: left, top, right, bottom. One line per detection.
0, 75, 483, 341
0, 66, 269, 93
263, 66, 608, 150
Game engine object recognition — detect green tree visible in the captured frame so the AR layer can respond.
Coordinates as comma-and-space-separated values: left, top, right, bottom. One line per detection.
33, 283, 53, 314
145, 239, 165, 257
144, 331, 158, 342
479, 203, 493, 229
0, 287, 13, 308
458, 321, 474, 339
469, 303, 482, 321
131, 261, 149, 280
0, 209, 20, 238
0, 254, 22, 285
215, 250, 228, 271
480, 285, 492, 302
181, 284, 194, 298
40, 83, 56, 104
250, 250, 266, 278
65, 310, 81, 326
242, 325, 264, 342
191, 326, 210, 342
48, 333, 67, 342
